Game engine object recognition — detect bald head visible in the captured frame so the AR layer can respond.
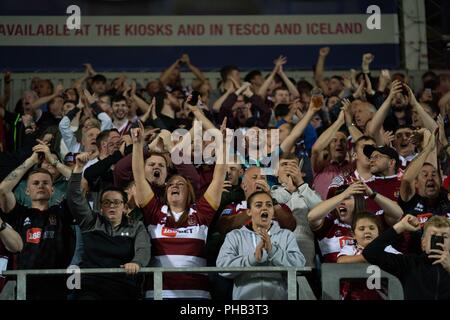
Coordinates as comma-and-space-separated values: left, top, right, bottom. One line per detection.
241, 167, 267, 198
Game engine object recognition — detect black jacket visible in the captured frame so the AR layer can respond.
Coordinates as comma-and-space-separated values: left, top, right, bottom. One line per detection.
67, 173, 151, 299
363, 228, 450, 300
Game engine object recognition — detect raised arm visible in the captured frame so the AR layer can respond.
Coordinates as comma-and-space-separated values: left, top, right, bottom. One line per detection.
307, 182, 365, 230
32, 142, 72, 179
377, 69, 391, 93
185, 96, 216, 131
72, 64, 91, 91
341, 99, 363, 141
0, 152, 39, 213
366, 80, 402, 142
68, 152, 96, 229
400, 130, 436, 202
363, 215, 418, 277
361, 53, 374, 75
29, 84, 64, 110
130, 82, 151, 114
203, 129, 226, 209
131, 121, 154, 207
58, 108, 81, 153
212, 85, 234, 113
362, 182, 403, 226
280, 98, 321, 153
407, 85, 438, 132
257, 56, 284, 99
180, 53, 207, 83
277, 58, 299, 98
160, 58, 181, 86
314, 47, 330, 93
311, 110, 345, 173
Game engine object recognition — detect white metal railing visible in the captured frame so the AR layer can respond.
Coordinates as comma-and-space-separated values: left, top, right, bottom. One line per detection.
2, 266, 313, 300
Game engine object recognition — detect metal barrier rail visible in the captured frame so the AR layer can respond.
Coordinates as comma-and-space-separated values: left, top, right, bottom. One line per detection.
3, 266, 312, 301
321, 263, 404, 300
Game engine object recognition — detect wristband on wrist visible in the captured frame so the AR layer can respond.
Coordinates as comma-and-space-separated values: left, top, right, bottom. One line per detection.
51, 158, 60, 167
0, 221, 8, 232
369, 191, 378, 199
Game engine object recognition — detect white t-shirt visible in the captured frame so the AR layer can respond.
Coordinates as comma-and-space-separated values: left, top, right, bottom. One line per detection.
338, 243, 401, 258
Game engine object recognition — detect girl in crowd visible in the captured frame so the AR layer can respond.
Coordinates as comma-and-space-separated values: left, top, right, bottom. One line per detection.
216, 191, 305, 300
337, 212, 400, 300
307, 181, 403, 262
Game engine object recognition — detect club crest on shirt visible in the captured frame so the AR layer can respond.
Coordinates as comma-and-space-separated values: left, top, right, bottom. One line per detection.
23, 217, 31, 227
187, 215, 197, 226
414, 202, 425, 212
48, 215, 57, 226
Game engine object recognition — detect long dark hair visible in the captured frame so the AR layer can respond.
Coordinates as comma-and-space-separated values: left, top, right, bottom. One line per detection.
353, 194, 366, 216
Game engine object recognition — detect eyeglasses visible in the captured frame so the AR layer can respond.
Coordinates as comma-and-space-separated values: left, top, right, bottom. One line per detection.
101, 199, 124, 207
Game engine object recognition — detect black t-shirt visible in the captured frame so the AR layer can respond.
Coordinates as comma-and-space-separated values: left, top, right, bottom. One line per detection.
36, 112, 61, 129
397, 189, 450, 254
399, 189, 450, 223
1, 202, 75, 270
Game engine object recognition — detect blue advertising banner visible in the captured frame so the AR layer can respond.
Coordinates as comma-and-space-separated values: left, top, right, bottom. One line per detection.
0, 0, 400, 71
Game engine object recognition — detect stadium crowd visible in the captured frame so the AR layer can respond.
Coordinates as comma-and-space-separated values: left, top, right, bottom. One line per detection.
0, 49, 449, 300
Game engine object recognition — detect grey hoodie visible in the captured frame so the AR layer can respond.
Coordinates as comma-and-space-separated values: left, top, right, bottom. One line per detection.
216, 221, 305, 300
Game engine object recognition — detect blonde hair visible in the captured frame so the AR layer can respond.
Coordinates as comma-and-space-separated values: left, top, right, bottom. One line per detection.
424, 216, 450, 234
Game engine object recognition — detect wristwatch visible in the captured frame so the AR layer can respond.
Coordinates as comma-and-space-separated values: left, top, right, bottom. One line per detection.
369, 191, 378, 200
51, 158, 60, 167
0, 221, 7, 233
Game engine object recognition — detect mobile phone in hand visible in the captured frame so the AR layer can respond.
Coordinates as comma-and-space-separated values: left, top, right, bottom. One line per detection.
430, 235, 444, 251
130, 119, 141, 129
190, 91, 200, 106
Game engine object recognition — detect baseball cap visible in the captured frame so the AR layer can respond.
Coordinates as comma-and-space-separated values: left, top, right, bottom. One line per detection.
363, 145, 399, 168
